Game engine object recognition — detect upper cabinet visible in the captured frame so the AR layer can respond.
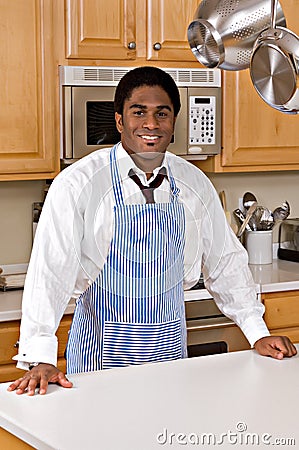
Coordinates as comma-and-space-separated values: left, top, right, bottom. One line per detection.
0, 0, 62, 181
146, 0, 199, 62
65, 0, 138, 61
196, 0, 299, 173
65, 0, 199, 64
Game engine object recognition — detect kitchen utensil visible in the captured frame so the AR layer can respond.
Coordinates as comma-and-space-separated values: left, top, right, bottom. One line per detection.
187, 0, 286, 71
237, 202, 258, 238
243, 191, 258, 210
250, 0, 299, 114
249, 205, 274, 230
273, 200, 290, 223
233, 209, 252, 232
219, 190, 231, 224
233, 208, 245, 225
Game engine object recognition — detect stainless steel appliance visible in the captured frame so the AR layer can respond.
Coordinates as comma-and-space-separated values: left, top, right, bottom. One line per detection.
59, 66, 221, 163
278, 218, 299, 262
185, 286, 251, 357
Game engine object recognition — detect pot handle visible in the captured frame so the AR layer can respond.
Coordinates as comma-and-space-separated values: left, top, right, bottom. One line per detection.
271, 0, 278, 29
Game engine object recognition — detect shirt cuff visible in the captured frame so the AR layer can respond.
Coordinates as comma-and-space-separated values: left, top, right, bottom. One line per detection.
239, 316, 271, 348
12, 336, 58, 369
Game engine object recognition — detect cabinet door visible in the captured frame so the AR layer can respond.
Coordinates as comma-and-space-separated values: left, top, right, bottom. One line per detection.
0, 316, 72, 383
262, 290, 299, 344
65, 0, 137, 60
0, 0, 60, 180
196, 0, 299, 173
0, 320, 25, 383
147, 0, 199, 62
263, 291, 299, 330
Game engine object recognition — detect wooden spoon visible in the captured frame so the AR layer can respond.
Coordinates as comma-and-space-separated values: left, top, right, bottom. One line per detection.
237, 202, 257, 238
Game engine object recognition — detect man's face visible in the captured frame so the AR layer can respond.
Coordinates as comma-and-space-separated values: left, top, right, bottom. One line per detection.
115, 85, 176, 159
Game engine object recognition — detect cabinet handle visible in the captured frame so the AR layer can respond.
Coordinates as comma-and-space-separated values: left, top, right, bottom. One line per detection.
127, 41, 136, 50
153, 42, 162, 51
14, 340, 19, 348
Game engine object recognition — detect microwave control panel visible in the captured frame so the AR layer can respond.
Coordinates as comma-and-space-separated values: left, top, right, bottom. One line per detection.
189, 96, 216, 146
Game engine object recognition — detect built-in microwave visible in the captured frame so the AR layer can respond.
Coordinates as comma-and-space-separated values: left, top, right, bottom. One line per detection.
59, 66, 221, 163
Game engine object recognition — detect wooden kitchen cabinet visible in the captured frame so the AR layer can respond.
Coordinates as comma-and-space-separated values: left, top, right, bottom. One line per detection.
0, 0, 62, 181
195, 0, 299, 173
0, 315, 73, 383
262, 290, 299, 343
65, 0, 199, 64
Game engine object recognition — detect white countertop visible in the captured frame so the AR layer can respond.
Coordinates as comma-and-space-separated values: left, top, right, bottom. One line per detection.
249, 259, 299, 293
0, 345, 298, 450
0, 259, 298, 322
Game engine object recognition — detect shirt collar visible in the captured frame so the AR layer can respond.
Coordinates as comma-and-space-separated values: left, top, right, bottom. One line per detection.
115, 142, 168, 186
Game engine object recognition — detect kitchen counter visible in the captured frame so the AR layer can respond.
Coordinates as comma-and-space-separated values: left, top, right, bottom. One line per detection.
0, 259, 298, 322
249, 259, 299, 293
0, 345, 298, 450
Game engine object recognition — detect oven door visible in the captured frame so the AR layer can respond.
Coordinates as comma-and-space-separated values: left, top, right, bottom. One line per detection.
185, 299, 251, 357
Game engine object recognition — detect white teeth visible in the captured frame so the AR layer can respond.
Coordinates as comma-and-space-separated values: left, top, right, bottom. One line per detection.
141, 135, 158, 140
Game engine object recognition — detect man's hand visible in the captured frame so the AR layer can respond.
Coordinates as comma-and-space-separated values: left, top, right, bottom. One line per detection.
254, 336, 297, 360
7, 363, 73, 396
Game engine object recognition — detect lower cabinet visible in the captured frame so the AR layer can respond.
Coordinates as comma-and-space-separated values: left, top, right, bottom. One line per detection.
0, 315, 73, 383
262, 291, 299, 343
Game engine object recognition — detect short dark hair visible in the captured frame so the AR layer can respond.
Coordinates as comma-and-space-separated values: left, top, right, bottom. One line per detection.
114, 66, 181, 117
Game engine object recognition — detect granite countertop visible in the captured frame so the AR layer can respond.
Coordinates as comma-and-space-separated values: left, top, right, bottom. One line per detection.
1, 345, 298, 450
0, 259, 298, 322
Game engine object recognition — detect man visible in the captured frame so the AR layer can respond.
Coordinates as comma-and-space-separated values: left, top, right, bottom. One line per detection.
8, 67, 296, 396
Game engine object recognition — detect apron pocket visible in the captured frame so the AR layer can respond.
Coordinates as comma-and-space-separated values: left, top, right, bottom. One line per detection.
102, 319, 182, 370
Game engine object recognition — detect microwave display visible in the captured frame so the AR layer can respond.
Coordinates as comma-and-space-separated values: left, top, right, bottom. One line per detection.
86, 101, 120, 146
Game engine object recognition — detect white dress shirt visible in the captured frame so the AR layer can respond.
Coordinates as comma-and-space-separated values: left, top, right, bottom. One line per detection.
14, 144, 269, 369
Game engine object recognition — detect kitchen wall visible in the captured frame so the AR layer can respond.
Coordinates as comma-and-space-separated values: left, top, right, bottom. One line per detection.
0, 181, 44, 264
0, 171, 299, 264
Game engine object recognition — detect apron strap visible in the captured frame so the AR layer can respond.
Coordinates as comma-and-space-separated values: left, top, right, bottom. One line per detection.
167, 165, 180, 202
110, 144, 125, 206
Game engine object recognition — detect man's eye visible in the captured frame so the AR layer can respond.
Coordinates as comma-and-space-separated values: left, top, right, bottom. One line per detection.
133, 110, 144, 116
157, 111, 167, 117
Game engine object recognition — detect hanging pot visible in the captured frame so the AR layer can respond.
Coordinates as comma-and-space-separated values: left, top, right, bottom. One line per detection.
187, 0, 286, 71
250, 0, 299, 114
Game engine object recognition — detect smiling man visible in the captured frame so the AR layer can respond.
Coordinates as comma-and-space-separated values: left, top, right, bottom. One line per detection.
8, 66, 296, 396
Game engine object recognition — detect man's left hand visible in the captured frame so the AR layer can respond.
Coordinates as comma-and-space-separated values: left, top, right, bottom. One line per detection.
254, 336, 297, 359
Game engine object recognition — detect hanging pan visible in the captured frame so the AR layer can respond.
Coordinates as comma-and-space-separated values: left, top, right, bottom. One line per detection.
250, 0, 299, 114
187, 0, 286, 71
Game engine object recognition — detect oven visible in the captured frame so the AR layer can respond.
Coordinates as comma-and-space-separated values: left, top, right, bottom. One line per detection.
185, 285, 251, 357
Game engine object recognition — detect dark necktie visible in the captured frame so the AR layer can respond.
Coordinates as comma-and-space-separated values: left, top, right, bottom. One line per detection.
128, 167, 168, 203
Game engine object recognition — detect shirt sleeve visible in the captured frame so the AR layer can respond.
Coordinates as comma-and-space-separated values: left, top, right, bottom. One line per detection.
13, 177, 84, 369
199, 179, 270, 347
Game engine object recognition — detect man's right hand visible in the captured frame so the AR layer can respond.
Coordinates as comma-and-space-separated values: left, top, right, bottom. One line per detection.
7, 363, 73, 396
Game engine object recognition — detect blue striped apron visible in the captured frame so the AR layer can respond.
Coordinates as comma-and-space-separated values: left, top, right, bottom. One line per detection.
66, 145, 187, 374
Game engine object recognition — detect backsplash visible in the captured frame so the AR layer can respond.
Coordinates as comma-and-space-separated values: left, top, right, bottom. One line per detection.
0, 171, 299, 264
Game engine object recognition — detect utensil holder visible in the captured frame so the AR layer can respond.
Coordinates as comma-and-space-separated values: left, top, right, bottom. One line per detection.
245, 230, 273, 265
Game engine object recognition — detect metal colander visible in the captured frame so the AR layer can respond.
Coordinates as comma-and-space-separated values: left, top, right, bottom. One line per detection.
188, 0, 286, 71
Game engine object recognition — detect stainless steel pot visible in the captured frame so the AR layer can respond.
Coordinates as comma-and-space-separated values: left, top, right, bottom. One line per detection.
187, 0, 286, 71
250, 0, 299, 114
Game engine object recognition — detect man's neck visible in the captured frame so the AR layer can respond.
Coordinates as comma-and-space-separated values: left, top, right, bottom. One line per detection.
128, 152, 165, 180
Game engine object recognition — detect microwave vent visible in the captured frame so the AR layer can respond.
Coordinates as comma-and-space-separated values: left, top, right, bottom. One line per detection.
164, 68, 220, 86
60, 66, 221, 87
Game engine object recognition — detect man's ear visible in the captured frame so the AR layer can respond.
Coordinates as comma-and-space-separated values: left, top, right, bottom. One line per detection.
115, 112, 123, 133
173, 116, 177, 132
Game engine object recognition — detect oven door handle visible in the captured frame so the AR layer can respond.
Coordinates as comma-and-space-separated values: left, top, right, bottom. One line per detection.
186, 321, 235, 332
